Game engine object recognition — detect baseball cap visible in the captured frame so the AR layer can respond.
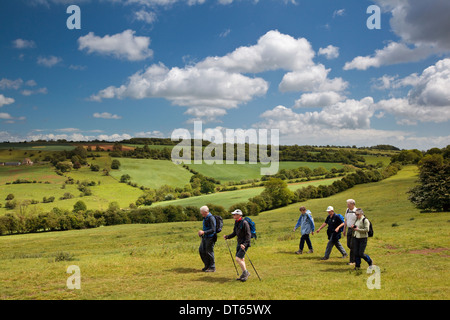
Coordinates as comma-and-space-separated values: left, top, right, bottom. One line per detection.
231, 209, 243, 215
326, 206, 334, 212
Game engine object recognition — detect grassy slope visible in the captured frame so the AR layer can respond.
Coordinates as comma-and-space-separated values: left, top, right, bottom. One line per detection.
153, 177, 342, 209
0, 165, 448, 300
187, 161, 344, 183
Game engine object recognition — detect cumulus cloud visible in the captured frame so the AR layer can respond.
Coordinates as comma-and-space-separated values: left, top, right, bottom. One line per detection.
318, 45, 339, 59
0, 94, 15, 107
37, 55, 62, 67
294, 91, 345, 108
279, 64, 347, 92
374, 58, 450, 124
78, 29, 153, 61
344, 0, 450, 70
90, 62, 268, 112
90, 30, 346, 121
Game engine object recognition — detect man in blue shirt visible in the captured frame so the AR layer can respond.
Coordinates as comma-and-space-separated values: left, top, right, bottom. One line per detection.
198, 205, 216, 272
316, 206, 347, 260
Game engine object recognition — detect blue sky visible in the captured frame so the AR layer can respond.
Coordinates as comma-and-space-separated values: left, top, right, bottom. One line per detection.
0, 0, 449, 150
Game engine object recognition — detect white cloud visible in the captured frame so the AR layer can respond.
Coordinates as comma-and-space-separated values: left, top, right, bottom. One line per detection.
318, 45, 339, 59
90, 62, 268, 110
134, 9, 157, 24
344, 42, 434, 70
134, 130, 165, 138
93, 112, 122, 119
0, 95, 15, 107
373, 58, 450, 124
78, 29, 153, 61
0, 78, 23, 90
345, 0, 450, 70
184, 107, 228, 123
12, 39, 36, 49
279, 64, 347, 92
197, 30, 315, 73
294, 91, 345, 108
37, 55, 62, 67
90, 30, 345, 121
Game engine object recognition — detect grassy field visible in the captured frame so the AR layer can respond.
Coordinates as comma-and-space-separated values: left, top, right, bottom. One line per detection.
109, 158, 194, 189
153, 177, 342, 209
0, 165, 448, 300
186, 161, 344, 183
0, 164, 143, 214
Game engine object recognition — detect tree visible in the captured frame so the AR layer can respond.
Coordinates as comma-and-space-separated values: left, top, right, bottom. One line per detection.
261, 178, 294, 209
111, 159, 121, 170
408, 154, 450, 211
73, 200, 87, 212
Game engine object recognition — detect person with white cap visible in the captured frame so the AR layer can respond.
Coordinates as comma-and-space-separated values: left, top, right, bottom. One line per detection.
223, 209, 252, 281
316, 206, 347, 260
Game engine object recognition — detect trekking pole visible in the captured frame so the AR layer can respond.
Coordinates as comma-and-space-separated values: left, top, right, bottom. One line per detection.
225, 239, 239, 276
244, 251, 261, 281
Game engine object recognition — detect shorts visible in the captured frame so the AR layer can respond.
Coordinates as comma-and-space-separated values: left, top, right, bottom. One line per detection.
236, 245, 248, 259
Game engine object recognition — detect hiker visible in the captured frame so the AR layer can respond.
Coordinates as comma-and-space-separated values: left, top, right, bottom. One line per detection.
293, 206, 315, 254
223, 209, 252, 281
343, 199, 357, 265
198, 205, 216, 272
316, 206, 347, 260
351, 208, 373, 270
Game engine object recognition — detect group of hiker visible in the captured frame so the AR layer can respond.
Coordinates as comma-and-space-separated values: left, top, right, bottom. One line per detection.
295, 199, 373, 269
197, 199, 373, 282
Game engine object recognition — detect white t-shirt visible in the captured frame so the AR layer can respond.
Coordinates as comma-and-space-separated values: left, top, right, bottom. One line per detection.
345, 208, 357, 227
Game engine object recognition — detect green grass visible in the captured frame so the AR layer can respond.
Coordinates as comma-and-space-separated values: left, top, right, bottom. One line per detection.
1, 165, 448, 299
186, 161, 344, 183
0, 165, 143, 214
109, 158, 194, 189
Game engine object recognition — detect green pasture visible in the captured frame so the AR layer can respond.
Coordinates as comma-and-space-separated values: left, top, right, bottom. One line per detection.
0, 165, 143, 214
153, 177, 342, 209
183, 161, 344, 183
109, 158, 194, 189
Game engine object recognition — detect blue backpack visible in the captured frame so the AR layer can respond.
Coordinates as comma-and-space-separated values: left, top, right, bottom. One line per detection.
241, 217, 257, 239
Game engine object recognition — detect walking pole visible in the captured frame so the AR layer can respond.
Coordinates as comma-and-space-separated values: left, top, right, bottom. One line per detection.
244, 251, 261, 281
225, 239, 239, 276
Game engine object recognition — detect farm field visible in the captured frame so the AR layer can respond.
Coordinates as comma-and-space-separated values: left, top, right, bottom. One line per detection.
0, 165, 448, 300
0, 164, 143, 214
186, 161, 344, 183
109, 158, 194, 189
152, 177, 343, 209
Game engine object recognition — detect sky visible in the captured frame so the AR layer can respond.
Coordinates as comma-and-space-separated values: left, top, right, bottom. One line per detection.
0, 0, 449, 150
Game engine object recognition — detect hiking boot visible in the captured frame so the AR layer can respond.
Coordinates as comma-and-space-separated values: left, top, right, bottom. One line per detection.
240, 270, 250, 282
307, 249, 314, 254
295, 250, 303, 255
320, 257, 328, 261
340, 254, 348, 258
205, 268, 215, 272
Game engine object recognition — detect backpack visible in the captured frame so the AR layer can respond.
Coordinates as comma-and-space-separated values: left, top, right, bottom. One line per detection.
214, 215, 223, 234
241, 217, 257, 239
337, 214, 345, 233
363, 217, 374, 237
